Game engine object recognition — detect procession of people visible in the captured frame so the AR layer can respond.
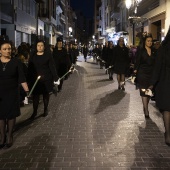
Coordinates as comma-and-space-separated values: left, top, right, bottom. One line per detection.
0, 28, 170, 149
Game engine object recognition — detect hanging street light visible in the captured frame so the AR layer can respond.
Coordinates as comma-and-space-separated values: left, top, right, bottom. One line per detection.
125, 0, 143, 45
125, 0, 143, 14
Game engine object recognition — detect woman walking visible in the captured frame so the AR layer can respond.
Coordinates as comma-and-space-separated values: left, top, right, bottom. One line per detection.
134, 33, 156, 118
0, 40, 29, 148
114, 37, 130, 90
28, 40, 58, 119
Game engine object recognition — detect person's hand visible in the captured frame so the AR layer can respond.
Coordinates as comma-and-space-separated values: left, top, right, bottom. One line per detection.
109, 66, 112, 68
54, 78, 60, 85
145, 89, 153, 96
134, 70, 137, 74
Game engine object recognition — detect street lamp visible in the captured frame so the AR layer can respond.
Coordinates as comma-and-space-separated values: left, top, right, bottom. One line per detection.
125, 0, 143, 45
125, 0, 142, 14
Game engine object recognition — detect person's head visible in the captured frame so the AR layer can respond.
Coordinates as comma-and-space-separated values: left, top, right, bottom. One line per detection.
109, 41, 114, 48
143, 34, 153, 48
118, 37, 125, 47
56, 37, 63, 49
154, 41, 161, 49
0, 40, 12, 59
139, 32, 153, 49
105, 41, 108, 47
36, 40, 45, 53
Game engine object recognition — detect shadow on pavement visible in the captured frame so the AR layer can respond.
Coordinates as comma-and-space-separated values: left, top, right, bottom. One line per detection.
14, 115, 43, 132
130, 119, 170, 169
89, 89, 130, 150
87, 78, 113, 89
97, 79, 114, 82
93, 89, 127, 114
0, 134, 56, 169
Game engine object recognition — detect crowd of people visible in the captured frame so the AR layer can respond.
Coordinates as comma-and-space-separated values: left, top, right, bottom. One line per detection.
0, 28, 170, 149
0, 36, 79, 149
81, 31, 170, 146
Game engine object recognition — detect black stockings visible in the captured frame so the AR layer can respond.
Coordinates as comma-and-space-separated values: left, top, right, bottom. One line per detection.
141, 96, 150, 116
0, 118, 15, 144
163, 111, 170, 143
33, 94, 50, 113
117, 74, 125, 88
43, 94, 49, 112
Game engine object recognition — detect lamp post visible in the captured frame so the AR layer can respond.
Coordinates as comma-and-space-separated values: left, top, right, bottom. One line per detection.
125, 0, 143, 45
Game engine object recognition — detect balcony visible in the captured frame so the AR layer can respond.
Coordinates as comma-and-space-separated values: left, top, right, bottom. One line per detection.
111, 11, 120, 20
0, 11, 12, 24
60, 13, 65, 23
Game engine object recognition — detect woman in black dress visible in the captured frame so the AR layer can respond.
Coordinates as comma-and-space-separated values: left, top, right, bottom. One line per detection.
134, 34, 155, 118
150, 29, 170, 146
53, 38, 71, 92
27, 40, 58, 119
114, 37, 130, 90
0, 40, 29, 148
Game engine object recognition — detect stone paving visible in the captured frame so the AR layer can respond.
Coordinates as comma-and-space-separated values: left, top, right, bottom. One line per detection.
0, 56, 170, 170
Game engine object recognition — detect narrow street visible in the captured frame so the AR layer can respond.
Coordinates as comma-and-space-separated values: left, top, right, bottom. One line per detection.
0, 56, 170, 170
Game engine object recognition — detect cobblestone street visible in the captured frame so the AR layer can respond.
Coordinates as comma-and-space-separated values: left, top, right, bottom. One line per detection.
0, 56, 170, 170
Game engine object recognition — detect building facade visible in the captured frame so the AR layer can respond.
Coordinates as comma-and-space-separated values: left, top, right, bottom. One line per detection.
95, 0, 170, 46
0, 0, 76, 46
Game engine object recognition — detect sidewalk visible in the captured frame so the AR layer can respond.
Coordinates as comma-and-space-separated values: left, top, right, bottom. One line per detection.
0, 55, 170, 170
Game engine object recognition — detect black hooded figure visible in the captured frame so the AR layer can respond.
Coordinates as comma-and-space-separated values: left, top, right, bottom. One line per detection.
151, 27, 170, 146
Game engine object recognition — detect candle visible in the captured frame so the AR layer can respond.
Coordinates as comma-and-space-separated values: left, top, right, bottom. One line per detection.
27, 76, 41, 97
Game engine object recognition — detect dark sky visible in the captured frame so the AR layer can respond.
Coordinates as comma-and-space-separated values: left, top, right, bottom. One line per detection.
70, 0, 95, 18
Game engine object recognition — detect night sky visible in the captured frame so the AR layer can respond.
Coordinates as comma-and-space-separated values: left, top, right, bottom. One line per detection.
70, 0, 95, 18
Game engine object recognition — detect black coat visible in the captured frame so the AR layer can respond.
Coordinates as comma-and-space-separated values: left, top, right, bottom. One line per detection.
114, 45, 130, 74
151, 46, 170, 111
135, 48, 156, 89
107, 47, 115, 66
53, 48, 71, 77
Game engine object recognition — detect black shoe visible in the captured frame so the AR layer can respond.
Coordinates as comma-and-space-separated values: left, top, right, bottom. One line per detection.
43, 109, 48, 117
144, 109, 150, 119
109, 76, 113, 80
5, 135, 13, 148
0, 143, 5, 149
121, 87, 125, 91
145, 115, 150, 119
30, 112, 37, 120
118, 86, 121, 90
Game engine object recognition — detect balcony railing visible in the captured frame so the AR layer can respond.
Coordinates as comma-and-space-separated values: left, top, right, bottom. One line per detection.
56, 25, 63, 32
60, 13, 65, 22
